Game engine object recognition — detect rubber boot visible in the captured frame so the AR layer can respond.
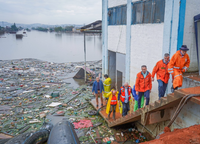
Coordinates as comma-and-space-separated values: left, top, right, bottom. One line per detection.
171, 86, 178, 93
113, 111, 115, 120
107, 111, 111, 120
171, 86, 174, 93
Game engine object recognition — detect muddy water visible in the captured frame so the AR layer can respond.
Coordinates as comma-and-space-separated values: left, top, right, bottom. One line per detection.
57, 72, 86, 89
0, 31, 102, 63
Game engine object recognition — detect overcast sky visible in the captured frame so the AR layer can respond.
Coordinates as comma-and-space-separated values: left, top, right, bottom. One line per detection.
0, 0, 102, 25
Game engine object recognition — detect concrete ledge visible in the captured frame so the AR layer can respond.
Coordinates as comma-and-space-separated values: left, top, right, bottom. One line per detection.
90, 87, 200, 127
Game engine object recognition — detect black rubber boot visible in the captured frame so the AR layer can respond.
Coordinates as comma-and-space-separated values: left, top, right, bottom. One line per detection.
107, 111, 111, 120
174, 87, 178, 90
171, 86, 174, 93
171, 86, 178, 93
113, 112, 115, 120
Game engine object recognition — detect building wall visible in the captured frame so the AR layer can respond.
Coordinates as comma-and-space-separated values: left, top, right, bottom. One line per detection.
108, 26, 126, 54
183, 0, 200, 72
108, 0, 127, 89
108, 0, 165, 102
130, 24, 164, 103
108, 0, 127, 8
108, 50, 116, 88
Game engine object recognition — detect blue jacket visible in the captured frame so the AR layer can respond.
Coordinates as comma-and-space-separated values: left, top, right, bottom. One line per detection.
92, 80, 104, 94
132, 85, 138, 101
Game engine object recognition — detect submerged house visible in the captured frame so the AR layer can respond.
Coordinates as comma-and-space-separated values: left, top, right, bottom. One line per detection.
100, 0, 200, 137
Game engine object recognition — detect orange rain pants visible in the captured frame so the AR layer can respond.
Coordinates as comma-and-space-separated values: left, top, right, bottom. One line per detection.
168, 50, 190, 88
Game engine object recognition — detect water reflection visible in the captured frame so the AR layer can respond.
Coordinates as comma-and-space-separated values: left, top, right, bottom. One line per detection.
55, 33, 62, 37
0, 30, 102, 63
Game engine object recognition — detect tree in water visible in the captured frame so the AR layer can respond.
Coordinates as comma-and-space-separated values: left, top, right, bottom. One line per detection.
54, 27, 63, 32
11, 23, 18, 31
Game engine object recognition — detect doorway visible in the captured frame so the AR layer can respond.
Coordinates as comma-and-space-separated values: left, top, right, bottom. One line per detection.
117, 70, 123, 91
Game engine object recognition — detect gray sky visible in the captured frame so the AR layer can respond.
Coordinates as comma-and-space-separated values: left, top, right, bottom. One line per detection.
0, 0, 102, 25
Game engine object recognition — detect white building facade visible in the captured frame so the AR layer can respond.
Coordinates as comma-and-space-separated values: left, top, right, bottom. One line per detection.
102, 0, 200, 103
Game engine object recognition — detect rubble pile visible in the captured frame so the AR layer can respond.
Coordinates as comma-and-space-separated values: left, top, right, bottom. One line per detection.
0, 58, 148, 143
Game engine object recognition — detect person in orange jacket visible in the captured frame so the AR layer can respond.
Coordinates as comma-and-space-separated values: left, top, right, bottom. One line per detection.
135, 65, 152, 109
152, 53, 170, 99
168, 45, 190, 91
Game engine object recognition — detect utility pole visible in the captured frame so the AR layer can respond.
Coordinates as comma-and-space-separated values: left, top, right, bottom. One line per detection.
84, 32, 87, 82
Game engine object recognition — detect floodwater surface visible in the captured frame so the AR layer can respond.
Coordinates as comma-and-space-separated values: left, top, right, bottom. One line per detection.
0, 30, 102, 63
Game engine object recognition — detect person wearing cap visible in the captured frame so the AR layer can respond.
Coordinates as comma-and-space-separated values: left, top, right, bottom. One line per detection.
168, 45, 190, 91
103, 74, 112, 99
152, 53, 170, 99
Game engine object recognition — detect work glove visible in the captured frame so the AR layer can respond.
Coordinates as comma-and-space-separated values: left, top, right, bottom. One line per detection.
182, 69, 186, 73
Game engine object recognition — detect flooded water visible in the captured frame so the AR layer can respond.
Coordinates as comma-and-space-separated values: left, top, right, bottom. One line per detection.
0, 30, 102, 63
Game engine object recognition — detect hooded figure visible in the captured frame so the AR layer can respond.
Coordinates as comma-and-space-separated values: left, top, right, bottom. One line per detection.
104, 89, 119, 120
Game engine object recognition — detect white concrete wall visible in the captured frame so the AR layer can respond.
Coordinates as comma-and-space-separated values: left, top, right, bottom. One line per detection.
108, 26, 126, 54
108, 0, 127, 8
108, 0, 141, 8
130, 24, 164, 103
183, 0, 200, 72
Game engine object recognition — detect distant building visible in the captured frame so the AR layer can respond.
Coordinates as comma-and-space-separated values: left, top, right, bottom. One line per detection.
72, 28, 80, 32
102, 0, 200, 102
80, 20, 102, 31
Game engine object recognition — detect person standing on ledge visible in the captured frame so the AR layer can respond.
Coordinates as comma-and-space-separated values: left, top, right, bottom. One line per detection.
168, 45, 190, 92
92, 77, 104, 108
103, 74, 111, 101
132, 85, 144, 111
118, 82, 132, 117
135, 65, 152, 109
105, 88, 119, 120
152, 53, 170, 99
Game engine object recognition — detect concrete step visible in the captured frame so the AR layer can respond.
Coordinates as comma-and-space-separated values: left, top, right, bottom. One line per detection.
90, 87, 200, 127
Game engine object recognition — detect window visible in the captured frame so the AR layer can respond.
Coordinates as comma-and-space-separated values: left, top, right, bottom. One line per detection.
153, 0, 165, 23
108, 0, 165, 25
132, 0, 165, 24
108, 5, 127, 25
143, 0, 153, 23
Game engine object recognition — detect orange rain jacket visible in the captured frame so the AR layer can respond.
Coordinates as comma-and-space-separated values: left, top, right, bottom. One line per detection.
168, 50, 190, 88
151, 59, 170, 84
135, 71, 152, 92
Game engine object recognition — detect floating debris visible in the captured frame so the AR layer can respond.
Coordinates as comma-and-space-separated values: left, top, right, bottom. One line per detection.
0, 58, 148, 143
